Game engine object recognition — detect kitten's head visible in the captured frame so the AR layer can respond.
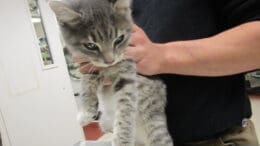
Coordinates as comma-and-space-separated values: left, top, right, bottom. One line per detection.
50, 0, 132, 67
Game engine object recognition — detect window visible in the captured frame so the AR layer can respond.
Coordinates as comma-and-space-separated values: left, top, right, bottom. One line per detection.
27, 0, 54, 66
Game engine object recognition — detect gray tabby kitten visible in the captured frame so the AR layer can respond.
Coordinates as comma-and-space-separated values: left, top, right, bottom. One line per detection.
49, 0, 173, 146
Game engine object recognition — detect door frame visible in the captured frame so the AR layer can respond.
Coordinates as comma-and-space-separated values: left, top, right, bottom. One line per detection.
0, 109, 11, 146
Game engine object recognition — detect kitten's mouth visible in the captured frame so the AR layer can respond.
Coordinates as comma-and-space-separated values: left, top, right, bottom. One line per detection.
92, 55, 124, 68
93, 60, 119, 68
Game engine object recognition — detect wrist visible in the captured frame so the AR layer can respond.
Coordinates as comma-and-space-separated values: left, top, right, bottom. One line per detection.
154, 43, 172, 74
155, 41, 191, 75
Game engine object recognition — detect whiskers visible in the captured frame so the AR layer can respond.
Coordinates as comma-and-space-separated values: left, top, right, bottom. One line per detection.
88, 63, 99, 74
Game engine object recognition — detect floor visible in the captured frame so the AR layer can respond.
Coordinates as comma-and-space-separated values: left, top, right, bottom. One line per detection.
250, 95, 260, 140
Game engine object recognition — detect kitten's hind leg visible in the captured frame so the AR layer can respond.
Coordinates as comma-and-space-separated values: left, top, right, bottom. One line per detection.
76, 74, 99, 127
137, 77, 173, 146
140, 111, 173, 146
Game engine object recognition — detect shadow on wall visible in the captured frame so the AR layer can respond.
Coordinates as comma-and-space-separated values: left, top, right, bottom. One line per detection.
0, 133, 2, 146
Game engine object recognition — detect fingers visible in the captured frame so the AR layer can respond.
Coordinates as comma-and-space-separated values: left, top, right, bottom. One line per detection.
130, 24, 147, 46
79, 63, 102, 74
127, 24, 147, 62
72, 54, 89, 64
72, 54, 101, 74
124, 46, 144, 62
129, 32, 140, 46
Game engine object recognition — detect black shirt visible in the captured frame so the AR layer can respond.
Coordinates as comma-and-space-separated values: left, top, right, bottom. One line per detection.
132, 0, 260, 143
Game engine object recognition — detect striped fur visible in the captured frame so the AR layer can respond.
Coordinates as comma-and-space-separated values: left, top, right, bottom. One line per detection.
50, 0, 173, 146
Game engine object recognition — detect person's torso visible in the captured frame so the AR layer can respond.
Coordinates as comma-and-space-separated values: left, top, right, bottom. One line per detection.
132, 0, 252, 142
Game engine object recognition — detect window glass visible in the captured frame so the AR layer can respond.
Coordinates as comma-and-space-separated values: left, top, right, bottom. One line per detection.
28, 0, 54, 66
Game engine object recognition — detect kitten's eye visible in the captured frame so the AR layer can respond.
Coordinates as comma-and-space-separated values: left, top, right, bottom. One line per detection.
114, 35, 125, 46
83, 43, 99, 51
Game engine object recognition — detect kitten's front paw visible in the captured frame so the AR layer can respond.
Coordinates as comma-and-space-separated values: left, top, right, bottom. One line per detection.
77, 111, 96, 126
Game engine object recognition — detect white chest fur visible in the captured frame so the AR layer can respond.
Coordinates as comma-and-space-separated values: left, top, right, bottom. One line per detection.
97, 85, 117, 132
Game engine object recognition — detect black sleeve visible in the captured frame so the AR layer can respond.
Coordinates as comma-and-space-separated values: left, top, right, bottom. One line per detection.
218, 0, 260, 27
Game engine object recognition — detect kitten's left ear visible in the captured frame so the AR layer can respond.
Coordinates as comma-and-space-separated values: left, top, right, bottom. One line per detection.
49, 1, 81, 26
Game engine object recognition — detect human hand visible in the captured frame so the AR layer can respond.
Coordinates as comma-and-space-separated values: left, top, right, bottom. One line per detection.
125, 24, 165, 75
72, 54, 102, 74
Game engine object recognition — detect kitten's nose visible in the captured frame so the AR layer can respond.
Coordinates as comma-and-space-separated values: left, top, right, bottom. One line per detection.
104, 58, 115, 64
103, 52, 115, 64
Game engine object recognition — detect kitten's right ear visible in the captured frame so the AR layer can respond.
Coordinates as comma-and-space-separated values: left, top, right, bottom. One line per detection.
108, 0, 132, 15
49, 1, 81, 26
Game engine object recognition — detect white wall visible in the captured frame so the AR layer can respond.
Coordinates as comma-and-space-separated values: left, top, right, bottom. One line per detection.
0, 0, 83, 146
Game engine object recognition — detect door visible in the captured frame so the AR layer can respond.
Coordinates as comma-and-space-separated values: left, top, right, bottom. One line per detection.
0, 0, 83, 146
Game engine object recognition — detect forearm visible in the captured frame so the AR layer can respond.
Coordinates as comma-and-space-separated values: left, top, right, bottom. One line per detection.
161, 21, 260, 76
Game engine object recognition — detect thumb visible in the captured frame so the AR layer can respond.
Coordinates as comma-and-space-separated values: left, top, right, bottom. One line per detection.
132, 24, 143, 33
124, 46, 144, 62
